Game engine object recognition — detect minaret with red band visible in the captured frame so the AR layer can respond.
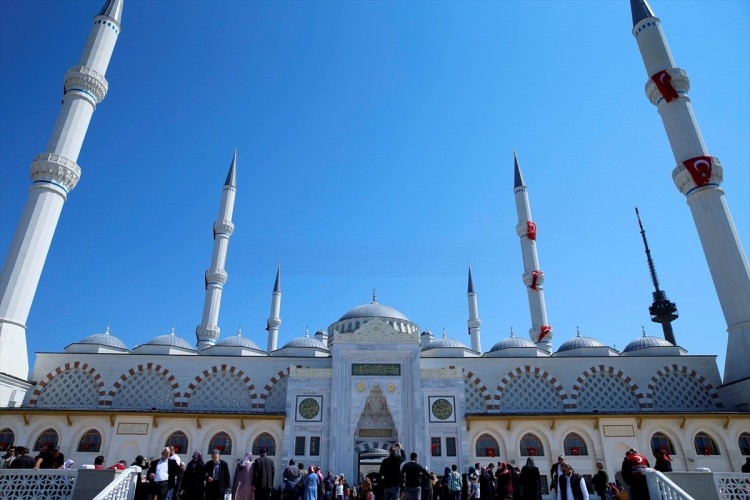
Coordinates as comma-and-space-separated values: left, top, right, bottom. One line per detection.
513, 152, 553, 351
631, 0, 750, 400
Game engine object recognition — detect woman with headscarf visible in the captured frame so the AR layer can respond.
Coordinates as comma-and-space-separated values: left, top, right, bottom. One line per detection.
518, 458, 541, 500
180, 451, 205, 500
304, 465, 320, 500
233, 452, 255, 500
130, 455, 150, 500
495, 462, 512, 499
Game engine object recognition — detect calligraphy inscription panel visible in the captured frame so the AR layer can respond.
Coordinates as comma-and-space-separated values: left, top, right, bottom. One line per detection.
352, 364, 401, 376
117, 423, 149, 435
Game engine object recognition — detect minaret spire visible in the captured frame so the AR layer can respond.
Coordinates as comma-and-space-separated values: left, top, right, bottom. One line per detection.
629, 0, 655, 27
0, 0, 123, 380
635, 208, 678, 344
631, 1, 750, 399
513, 152, 553, 351
266, 265, 282, 352
466, 266, 481, 352
196, 152, 237, 350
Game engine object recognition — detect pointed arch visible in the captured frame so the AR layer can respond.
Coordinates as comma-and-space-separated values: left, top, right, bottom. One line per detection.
493, 366, 567, 411
183, 365, 257, 411
563, 432, 588, 456
34, 428, 59, 452
31, 363, 103, 408
252, 432, 276, 455
77, 429, 102, 453
108, 364, 178, 409
259, 367, 292, 411
647, 365, 722, 410
571, 365, 644, 411
475, 433, 500, 457
0, 428, 15, 452
454, 367, 491, 413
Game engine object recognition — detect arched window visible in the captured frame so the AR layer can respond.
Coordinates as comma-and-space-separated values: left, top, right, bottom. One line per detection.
694, 432, 719, 456
208, 432, 232, 455
34, 428, 59, 452
563, 433, 588, 456
77, 429, 102, 452
650, 432, 676, 455
166, 431, 189, 454
520, 433, 544, 457
252, 433, 276, 456
0, 428, 14, 452
475, 433, 499, 457
740, 433, 750, 456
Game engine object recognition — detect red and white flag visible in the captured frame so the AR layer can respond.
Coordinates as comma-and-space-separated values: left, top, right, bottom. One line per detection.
684, 156, 712, 187
527, 221, 537, 241
651, 70, 679, 102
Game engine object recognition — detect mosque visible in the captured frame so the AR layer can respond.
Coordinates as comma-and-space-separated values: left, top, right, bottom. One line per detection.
0, 0, 748, 495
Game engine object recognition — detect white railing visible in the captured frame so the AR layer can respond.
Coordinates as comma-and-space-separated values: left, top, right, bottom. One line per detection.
644, 468, 694, 500
713, 472, 750, 500
93, 466, 142, 500
0, 469, 78, 499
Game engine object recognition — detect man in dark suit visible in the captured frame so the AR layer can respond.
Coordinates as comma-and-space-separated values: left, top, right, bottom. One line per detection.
148, 447, 183, 500
204, 449, 231, 500
253, 446, 276, 500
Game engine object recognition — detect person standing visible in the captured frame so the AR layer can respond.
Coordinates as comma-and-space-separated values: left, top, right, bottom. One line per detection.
149, 448, 183, 500
550, 456, 564, 498
379, 443, 406, 500
324, 472, 335, 500
9, 447, 35, 469
204, 449, 231, 500
558, 463, 588, 500
591, 462, 608, 500
233, 452, 255, 500
478, 465, 493, 500
495, 463, 512, 499
303, 465, 320, 500
180, 452, 205, 500
253, 447, 276, 500
283, 459, 302, 500
519, 458, 540, 500
653, 450, 672, 473
620, 449, 649, 500
446, 465, 462, 500
402, 452, 432, 500
467, 474, 479, 500
742, 458, 750, 473
35, 445, 65, 469
1, 446, 16, 468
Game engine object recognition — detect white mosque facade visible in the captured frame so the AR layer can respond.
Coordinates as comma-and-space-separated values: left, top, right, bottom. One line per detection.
0, 0, 749, 493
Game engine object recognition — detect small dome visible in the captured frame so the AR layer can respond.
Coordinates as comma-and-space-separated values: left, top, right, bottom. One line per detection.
490, 330, 536, 352
216, 328, 261, 350
79, 326, 128, 350
338, 302, 409, 322
146, 327, 194, 350
283, 328, 329, 350
557, 329, 604, 352
623, 332, 673, 353
422, 329, 468, 351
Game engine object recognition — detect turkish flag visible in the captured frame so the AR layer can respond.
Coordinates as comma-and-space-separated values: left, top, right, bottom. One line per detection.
538, 326, 551, 342
527, 221, 537, 241
651, 70, 679, 103
703, 447, 710, 456
487, 448, 495, 457
528, 448, 536, 456
530, 271, 543, 291
684, 156, 712, 187
571, 447, 579, 456
174, 445, 181, 453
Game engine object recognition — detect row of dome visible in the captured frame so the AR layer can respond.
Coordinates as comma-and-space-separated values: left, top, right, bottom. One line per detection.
68, 302, 679, 357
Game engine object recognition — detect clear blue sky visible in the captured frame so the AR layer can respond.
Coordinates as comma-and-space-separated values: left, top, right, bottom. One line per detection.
1, 1, 748, 377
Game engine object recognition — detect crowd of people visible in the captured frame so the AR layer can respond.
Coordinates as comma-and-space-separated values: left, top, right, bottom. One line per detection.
4, 440, 744, 500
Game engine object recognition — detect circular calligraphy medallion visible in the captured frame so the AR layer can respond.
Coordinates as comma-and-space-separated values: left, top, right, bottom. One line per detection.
431, 398, 453, 420
299, 397, 320, 419
356, 383, 366, 393
386, 383, 396, 393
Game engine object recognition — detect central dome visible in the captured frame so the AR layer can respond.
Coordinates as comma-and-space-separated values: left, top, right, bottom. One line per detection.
338, 303, 410, 322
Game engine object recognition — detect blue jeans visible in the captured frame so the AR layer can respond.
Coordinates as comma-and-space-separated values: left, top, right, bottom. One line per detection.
384, 486, 401, 500
403, 487, 421, 500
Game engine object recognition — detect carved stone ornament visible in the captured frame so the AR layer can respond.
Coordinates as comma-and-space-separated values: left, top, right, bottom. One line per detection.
64, 65, 108, 104
431, 398, 453, 420
31, 153, 81, 193
336, 318, 420, 344
645, 67, 690, 106
213, 220, 235, 237
196, 324, 220, 342
673, 156, 723, 195
386, 383, 396, 393
356, 383, 366, 392
205, 269, 228, 285
298, 397, 321, 419
290, 367, 332, 378
420, 368, 463, 379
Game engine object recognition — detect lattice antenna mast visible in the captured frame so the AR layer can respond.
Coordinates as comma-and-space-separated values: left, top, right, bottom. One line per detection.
635, 207, 678, 345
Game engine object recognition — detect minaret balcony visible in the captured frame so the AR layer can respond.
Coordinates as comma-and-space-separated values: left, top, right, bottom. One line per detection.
205, 269, 228, 285
673, 156, 723, 196
213, 220, 234, 237
64, 66, 108, 105
30, 153, 81, 194
645, 67, 689, 106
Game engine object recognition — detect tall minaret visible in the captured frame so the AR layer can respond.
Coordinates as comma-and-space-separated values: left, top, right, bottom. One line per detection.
466, 267, 481, 352
635, 207, 678, 345
266, 265, 282, 353
0, 0, 123, 380
513, 152, 553, 351
196, 152, 237, 350
630, 0, 750, 391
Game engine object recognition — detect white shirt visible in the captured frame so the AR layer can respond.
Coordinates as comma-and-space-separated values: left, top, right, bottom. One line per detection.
561, 473, 589, 500
154, 458, 170, 481
169, 454, 181, 465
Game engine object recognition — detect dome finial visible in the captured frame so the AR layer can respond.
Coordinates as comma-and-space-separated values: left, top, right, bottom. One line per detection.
576, 326, 581, 337
642, 326, 647, 337
510, 327, 515, 338
237, 326, 243, 337
442, 328, 447, 339
170, 326, 175, 336
372, 289, 377, 304
105, 325, 110, 335
305, 326, 310, 337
